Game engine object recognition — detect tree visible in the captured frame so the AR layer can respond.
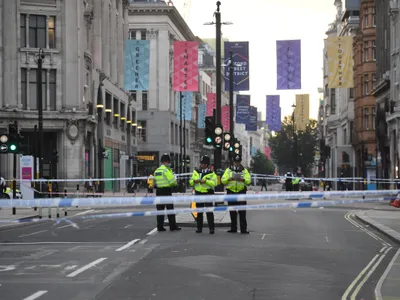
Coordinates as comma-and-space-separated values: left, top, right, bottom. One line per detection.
269, 116, 318, 176
250, 150, 275, 175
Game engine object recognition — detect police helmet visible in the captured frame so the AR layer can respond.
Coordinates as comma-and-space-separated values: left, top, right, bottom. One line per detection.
233, 154, 242, 162
200, 155, 210, 165
160, 153, 171, 163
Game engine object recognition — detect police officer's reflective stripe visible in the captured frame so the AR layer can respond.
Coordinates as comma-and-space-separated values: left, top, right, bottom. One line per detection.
154, 167, 169, 188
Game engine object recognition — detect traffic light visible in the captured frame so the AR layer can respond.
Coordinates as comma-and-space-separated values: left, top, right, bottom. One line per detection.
233, 138, 241, 155
223, 132, 232, 151
8, 122, 19, 154
0, 134, 9, 153
204, 116, 214, 145
213, 124, 223, 148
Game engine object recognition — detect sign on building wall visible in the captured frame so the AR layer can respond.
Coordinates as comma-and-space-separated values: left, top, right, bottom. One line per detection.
224, 41, 250, 91
327, 36, 354, 88
173, 41, 199, 92
295, 94, 310, 131
124, 40, 150, 91
276, 40, 302, 90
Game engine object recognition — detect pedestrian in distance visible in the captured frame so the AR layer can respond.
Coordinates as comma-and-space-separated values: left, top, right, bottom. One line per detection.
189, 155, 217, 234
221, 154, 251, 234
153, 154, 181, 232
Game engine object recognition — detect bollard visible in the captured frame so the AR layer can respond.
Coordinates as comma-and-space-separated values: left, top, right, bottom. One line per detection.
12, 207, 16, 215
48, 207, 51, 218
64, 189, 67, 198
56, 206, 60, 218
64, 207, 68, 216
39, 207, 42, 219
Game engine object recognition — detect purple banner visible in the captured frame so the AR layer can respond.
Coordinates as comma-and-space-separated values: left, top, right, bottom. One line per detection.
277, 40, 301, 90
236, 95, 250, 125
246, 106, 258, 131
266, 95, 280, 130
274, 107, 282, 132
224, 42, 250, 91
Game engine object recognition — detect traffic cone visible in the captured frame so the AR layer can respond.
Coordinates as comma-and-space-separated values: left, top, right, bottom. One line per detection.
390, 193, 400, 208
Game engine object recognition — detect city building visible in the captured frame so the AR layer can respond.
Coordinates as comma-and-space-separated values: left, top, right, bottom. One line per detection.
353, 0, 377, 188
126, 1, 197, 175
372, 0, 391, 186
322, 0, 358, 189
0, 0, 134, 192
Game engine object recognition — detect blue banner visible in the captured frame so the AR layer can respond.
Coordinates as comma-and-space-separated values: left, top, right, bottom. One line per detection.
124, 40, 150, 91
246, 106, 258, 131
224, 42, 250, 91
176, 92, 193, 121
197, 104, 206, 128
236, 95, 250, 125
266, 95, 280, 131
276, 40, 301, 90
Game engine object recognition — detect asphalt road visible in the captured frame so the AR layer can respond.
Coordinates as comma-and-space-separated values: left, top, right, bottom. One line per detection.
0, 205, 397, 300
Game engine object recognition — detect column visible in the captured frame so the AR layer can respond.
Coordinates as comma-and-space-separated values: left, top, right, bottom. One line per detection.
147, 29, 158, 110
2, 0, 18, 108
46, 69, 50, 110
110, 0, 117, 83
118, 1, 124, 87
102, 0, 110, 76
46, 16, 50, 49
26, 68, 30, 110
92, 0, 102, 69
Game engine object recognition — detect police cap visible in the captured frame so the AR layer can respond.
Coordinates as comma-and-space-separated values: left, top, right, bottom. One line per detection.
160, 153, 171, 163
233, 154, 242, 162
200, 155, 210, 165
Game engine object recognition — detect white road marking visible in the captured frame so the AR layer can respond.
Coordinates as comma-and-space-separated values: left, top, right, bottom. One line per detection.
64, 265, 78, 271
0, 265, 15, 272
375, 248, 400, 300
22, 290, 48, 300
124, 224, 133, 228
115, 239, 140, 252
341, 252, 381, 300
351, 247, 392, 300
57, 224, 73, 229
325, 236, 329, 243
74, 209, 95, 216
147, 228, 158, 236
66, 257, 107, 278
261, 234, 266, 240
0, 241, 125, 245
18, 230, 47, 238
139, 239, 147, 245
83, 219, 93, 223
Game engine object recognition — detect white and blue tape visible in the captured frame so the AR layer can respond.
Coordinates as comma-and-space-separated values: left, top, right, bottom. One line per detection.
1, 189, 399, 208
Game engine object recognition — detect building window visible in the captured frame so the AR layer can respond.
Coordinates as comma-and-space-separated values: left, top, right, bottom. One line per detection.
372, 7, 376, 27
132, 110, 137, 137
21, 68, 47, 110
142, 91, 148, 111
48, 16, 55, 49
372, 106, 376, 130
330, 89, 336, 115
113, 97, 119, 129
138, 120, 147, 142
364, 8, 369, 28
141, 30, 146, 40
363, 74, 369, 95
29, 15, 46, 48
23, 14, 57, 49
49, 69, 56, 111
373, 72, 377, 89
20, 14, 26, 48
373, 41, 376, 61
363, 107, 369, 130
349, 121, 354, 144
363, 41, 369, 62
349, 88, 354, 99
343, 128, 347, 145
120, 102, 125, 132
128, 29, 147, 40
129, 90, 137, 101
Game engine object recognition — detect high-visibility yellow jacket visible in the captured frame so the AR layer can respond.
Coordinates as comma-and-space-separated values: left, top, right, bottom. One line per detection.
154, 165, 177, 188
147, 175, 154, 188
189, 169, 217, 193
221, 166, 251, 193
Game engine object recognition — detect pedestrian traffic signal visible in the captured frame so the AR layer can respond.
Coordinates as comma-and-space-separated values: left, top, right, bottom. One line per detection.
223, 132, 232, 151
213, 124, 223, 148
8, 122, 19, 154
204, 116, 214, 146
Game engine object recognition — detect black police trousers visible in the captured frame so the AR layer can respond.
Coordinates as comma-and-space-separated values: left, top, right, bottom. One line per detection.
156, 187, 178, 230
195, 192, 214, 231
226, 189, 247, 232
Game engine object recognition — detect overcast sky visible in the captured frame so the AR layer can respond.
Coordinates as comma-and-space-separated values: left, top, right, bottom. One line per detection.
172, 0, 337, 120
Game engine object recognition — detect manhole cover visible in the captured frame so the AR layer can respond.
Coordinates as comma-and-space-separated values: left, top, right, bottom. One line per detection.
0, 251, 34, 258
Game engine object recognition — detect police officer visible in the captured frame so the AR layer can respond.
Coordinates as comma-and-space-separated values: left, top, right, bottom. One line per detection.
189, 155, 217, 234
154, 154, 181, 232
221, 154, 251, 234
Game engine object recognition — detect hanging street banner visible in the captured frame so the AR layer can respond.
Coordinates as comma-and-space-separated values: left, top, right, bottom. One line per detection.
173, 41, 199, 91
327, 36, 354, 88
236, 94, 250, 125
246, 106, 258, 131
276, 40, 301, 90
275, 107, 282, 132
124, 40, 150, 91
266, 95, 280, 131
295, 94, 310, 131
206, 92, 216, 116
176, 92, 193, 121
197, 103, 206, 128
224, 42, 250, 91
222, 105, 230, 132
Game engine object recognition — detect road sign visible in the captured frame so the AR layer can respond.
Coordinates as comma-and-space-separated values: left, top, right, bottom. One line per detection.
0, 144, 8, 153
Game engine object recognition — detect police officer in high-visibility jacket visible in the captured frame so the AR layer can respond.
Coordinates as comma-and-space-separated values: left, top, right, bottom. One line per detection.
154, 154, 181, 232
189, 155, 217, 234
221, 154, 251, 234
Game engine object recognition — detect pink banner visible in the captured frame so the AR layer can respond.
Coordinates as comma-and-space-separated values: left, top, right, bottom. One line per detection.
173, 41, 199, 91
264, 146, 271, 160
206, 93, 216, 116
222, 105, 230, 132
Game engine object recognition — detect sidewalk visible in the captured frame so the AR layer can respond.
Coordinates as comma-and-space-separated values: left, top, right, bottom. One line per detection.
0, 207, 40, 230
355, 210, 400, 299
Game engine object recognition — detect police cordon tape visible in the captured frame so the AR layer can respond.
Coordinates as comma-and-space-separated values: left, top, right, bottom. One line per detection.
1, 189, 399, 208
0, 196, 395, 225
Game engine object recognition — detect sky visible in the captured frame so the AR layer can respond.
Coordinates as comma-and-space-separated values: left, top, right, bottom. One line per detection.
172, 0, 337, 120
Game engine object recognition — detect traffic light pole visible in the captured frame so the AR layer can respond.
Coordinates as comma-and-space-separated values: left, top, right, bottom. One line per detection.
183, 94, 187, 192
229, 50, 234, 164
37, 49, 45, 182
12, 152, 16, 214
214, 1, 222, 171
179, 92, 183, 176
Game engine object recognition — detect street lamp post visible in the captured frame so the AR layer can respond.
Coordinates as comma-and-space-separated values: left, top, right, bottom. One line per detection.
229, 50, 234, 139
292, 103, 297, 174
214, 1, 222, 171
37, 49, 45, 182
